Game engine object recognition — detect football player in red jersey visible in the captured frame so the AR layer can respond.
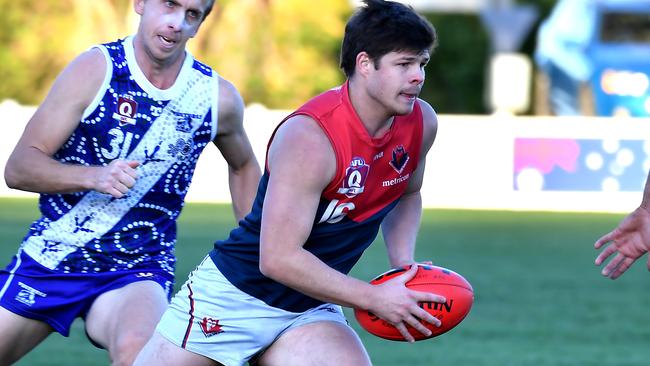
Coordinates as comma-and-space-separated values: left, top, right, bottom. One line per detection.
135, 1, 444, 365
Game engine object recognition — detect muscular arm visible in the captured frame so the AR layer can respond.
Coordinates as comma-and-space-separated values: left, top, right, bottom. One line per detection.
4, 49, 139, 198
213, 78, 261, 221
258, 114, 443, 342
381, 100, 438, 268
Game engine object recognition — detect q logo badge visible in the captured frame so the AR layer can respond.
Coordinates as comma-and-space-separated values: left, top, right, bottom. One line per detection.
112, 95, 138, 126
337, 156, 369, 198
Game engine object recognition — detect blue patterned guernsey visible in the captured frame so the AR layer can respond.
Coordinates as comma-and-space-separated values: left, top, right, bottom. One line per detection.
20, 36, 219, 276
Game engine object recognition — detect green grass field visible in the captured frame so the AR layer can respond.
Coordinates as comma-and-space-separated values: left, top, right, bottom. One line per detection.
1, 197, 649, 366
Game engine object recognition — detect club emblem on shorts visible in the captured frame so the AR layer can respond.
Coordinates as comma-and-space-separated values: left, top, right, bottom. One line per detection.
15, 282, 47, 307
199, 317, 224, 337
337, 156, 369, 198
389, 145, 409, 174
113, 94, 138, 126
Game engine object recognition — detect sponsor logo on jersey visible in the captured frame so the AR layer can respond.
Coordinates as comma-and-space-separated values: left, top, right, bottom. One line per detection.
113, 94, 138, 126
172, 111, 202, 133
199, 317, 225, 337
382, 173, 410, 187
337, 156, 369, 198
389, 145, 409, 174
15, 282, 47, 307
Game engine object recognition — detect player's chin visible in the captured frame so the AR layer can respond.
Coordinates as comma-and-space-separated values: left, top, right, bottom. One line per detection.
393, 104, 415, 116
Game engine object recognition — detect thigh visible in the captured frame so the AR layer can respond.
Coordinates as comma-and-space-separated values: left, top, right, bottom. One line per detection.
134, 331, 220, 366
258, 321, 372, 366
85, 280, 168, 364
0, 305, 53, 364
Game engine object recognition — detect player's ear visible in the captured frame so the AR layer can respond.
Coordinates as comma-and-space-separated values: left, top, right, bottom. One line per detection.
356, 52, 372, 78
134, 0, 145, 16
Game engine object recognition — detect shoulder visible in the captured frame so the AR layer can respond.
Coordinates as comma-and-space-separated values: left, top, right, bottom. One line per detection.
268, 114, 336, 183
215, 76, 245, 135
47, 48, 107, 109
61, 48, 107, 84
416, 99, 439, 154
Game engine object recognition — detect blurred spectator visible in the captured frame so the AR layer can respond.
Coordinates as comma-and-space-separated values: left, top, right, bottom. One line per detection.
534, 0, 650, 117
534, 0, 596, 115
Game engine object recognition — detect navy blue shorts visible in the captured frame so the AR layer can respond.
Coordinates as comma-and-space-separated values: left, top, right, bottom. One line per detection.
0, 249, 174, 336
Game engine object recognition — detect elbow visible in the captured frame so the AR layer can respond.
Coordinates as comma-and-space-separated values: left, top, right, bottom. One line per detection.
4, 162, 23, 190
258, 255, 276, 279
259, 252, 283, 280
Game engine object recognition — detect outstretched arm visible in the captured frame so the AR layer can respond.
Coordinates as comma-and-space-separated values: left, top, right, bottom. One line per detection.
213, 77, 261, 221
3, 49, 139, 198
594, 170, 650, 279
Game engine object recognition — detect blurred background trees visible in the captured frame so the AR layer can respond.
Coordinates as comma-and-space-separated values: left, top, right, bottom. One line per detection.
0, 0, 557, 113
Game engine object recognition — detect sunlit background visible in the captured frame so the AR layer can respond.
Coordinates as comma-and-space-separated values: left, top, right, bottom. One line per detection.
2, 0, 650, 212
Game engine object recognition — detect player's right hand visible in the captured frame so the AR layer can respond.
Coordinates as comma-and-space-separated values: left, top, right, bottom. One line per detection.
92, 160, 140, 198
367, 264, 445, 343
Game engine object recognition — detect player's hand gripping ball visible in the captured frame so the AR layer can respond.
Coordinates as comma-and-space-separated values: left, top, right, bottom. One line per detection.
354, 263, 474, 341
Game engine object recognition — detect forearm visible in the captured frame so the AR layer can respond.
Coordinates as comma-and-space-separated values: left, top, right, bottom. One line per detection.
260, 247, 374, 310
4, 146, 95, 194
382, 192, 423, 267
228, 158, 261, 221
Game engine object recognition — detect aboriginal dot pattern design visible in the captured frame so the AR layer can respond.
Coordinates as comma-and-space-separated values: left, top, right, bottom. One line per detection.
21, 37, 218, 276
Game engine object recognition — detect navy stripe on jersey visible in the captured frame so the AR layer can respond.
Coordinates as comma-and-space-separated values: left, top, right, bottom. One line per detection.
211, 173, 399, 312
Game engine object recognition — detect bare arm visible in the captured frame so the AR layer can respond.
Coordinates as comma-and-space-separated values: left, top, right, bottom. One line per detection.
4, 49, 139, 198
213, 77, 261, 221
258, 115, 443, 342
381, 100, 438, 268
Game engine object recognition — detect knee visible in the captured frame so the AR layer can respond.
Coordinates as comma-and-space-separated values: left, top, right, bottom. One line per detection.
108, 330, 153, 366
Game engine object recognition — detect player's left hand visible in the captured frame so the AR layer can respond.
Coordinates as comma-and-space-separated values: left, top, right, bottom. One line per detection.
594, 206, 650, 279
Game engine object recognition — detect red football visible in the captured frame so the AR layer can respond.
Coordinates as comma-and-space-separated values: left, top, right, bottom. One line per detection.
353, 263, 474, 341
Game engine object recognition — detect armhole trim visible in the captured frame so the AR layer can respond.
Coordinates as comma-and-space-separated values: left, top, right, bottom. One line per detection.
81, 46, 112, 120
210, 73, 220, 141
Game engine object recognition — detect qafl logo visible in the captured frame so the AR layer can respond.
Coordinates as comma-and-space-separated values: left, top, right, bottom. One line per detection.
112, 94, 138, 126
337, 156, 369, 198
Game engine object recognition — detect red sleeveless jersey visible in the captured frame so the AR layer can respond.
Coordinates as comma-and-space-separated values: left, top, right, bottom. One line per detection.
286, 81, 423, 224
212, 81, 424, 312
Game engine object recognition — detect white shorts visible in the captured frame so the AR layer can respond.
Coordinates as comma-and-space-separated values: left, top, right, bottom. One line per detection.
156, 256, 350, 366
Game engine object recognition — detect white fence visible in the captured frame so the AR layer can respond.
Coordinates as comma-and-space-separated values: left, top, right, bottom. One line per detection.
2, 99, 648, 213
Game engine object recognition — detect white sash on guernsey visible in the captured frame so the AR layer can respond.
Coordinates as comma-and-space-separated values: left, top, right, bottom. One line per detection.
23, 69, 213, 270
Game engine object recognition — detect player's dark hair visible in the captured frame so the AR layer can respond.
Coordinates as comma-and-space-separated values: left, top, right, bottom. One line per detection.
340, 0, 437, 78
203, 0, 215, 20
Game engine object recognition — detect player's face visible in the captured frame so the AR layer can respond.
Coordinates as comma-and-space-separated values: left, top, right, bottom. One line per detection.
135, 0, 209, 63
366, 50, 429, 116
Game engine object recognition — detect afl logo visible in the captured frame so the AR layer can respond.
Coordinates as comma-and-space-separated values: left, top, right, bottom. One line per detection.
337, 156, 369, 198
112, 95, 138, 126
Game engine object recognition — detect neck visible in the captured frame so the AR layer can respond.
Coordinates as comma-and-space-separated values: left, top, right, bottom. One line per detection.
132, 35, 186, 90
348, 78, 394, 138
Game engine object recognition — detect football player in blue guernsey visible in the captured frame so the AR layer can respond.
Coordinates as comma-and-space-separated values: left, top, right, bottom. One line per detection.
134, 1, 445, 365
0, 0, 261, 365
